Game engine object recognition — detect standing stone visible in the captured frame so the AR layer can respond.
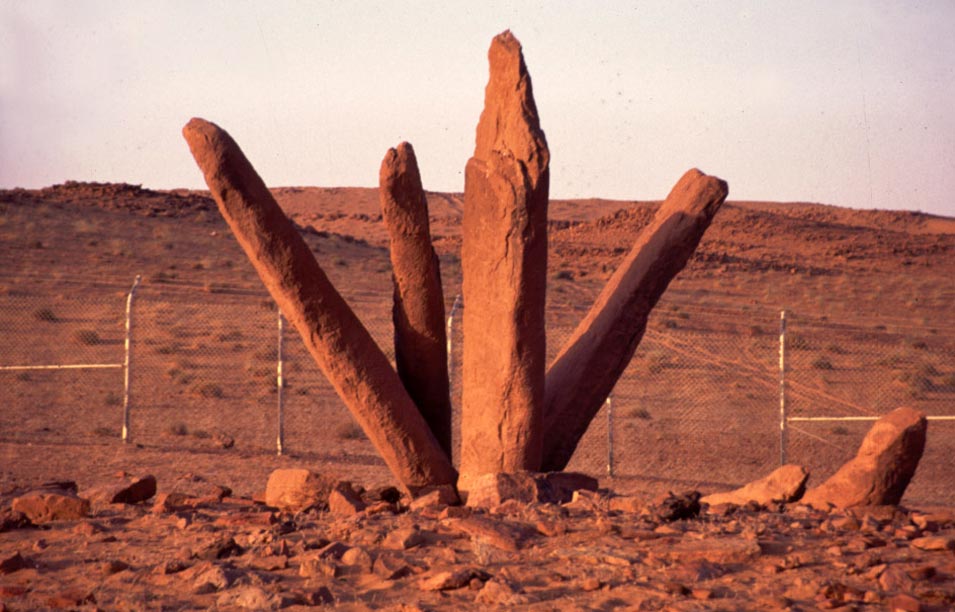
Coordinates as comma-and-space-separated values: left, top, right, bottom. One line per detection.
182, 118, 456, 494
541, 169, 727, 471
460, 31, 550, 491
379, 142, 452, 456
801, 407, 927, 509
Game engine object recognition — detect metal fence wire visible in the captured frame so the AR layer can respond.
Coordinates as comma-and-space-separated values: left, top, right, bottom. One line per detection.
1, 280, 953, 506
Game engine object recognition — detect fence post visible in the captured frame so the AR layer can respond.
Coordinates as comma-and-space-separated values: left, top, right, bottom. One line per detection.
446, 294, 461, 388
122, 275, 142, 443
606, 395, 614, 477
779, 309, 787, 465
277, 309, 285, 456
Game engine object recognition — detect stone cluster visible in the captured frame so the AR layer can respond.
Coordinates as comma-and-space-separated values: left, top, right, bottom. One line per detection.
181, 30, 730, 498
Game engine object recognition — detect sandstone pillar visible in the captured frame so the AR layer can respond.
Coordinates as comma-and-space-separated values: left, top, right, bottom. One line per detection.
542, 169, 728, 471
379, 142, 452, 457
183, 118, 456, 493
460, 31, 550, 487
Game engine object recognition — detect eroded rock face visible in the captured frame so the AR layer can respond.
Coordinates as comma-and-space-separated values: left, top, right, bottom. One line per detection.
379, 142, 451, 457
801, 407, 927, 509
542, 168, 728, 471
702, 464, 809, 507
182, 118, 456, 494
460, 30, 550, 490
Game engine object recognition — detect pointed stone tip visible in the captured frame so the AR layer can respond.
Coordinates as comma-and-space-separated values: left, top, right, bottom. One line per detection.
492, 29, 521, 51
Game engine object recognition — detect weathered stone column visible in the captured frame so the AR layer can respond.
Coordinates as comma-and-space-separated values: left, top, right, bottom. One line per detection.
460, 31, 550, 490
183, 118, 456, 493
379, 142, 452, 457
542, 169, 728, 471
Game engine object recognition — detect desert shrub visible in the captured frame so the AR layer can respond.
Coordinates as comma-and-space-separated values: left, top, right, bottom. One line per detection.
334, 258, 349, 267
93, 426, 116, 437
645, 351, 672, 374
33, 307, 58, 322
627, 407, 652, 420
748, 325, 765, 337
74, 329, 101, 345
911, 340, 929, 350
193, 383, 224, 399
15, 372, 31, 382
191, 429, 211, 439
217, 330, 243, 342
167, 422, 188, 436
811, 356, 834, 370
663, 319, 679, 329
104, 392, 122, 407
336, 422, 365, 441
555, 270, 574, 281
826, 343, 848, 355
831, 426, 849, 436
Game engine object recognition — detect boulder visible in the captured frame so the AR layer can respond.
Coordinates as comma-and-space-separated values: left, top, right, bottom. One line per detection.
459, 30, 550, 490
702, 464, 809, 507
12, 490, 90, 523
328, 481, 366, 516
87, 474, 157, 506
464, 471, 597, 508
264, 469, 334, 512
801, 407, 927, 509
380, 142, 452, 456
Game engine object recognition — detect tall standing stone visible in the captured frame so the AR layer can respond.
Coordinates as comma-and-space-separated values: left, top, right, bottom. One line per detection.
182, 118, 456, 494
542, 169, 727, 471
379, 142, 452, 457
460, 31, 550, 490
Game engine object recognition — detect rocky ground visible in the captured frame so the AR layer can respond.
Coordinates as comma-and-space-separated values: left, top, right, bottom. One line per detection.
1, 473, 954, 611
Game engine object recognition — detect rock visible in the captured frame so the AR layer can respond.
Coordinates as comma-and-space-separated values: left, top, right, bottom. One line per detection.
445, 516, 532, 552
887, 593, 922, 611
12, 490, 90, 523
464, 471, 598, 508
264, 468, 334, 512
88, 474, 157, 505
383, 527, 425, 550
649, 491, 702, 522
409, 486, 458, 512
370, 486, 402, 504
702, 464, 809, 507
910, 535, 954, 551
0, 552, 27, 575
801, 407, 927, 509
609, 495, 644, 513
542, 168, 728, 470
879, 565, 915, 593
217, 586, 281, 610
380, 141, 452, 456
183, 117, 457, 494
168, 473, 231, 500
328, 481, 366, 516
192, 535, 243, 560
666, 538, 762, 565
459, 30, 550, 489
418, 568, 489, 591
301, 586, 334, 605
315, 541, 352, 560
249, 554, 288, 571
475, 577, 530, 605
0, 510, 34, 532
340, 547, 373, 572
213, 433, 235, 449
373, 553, 411, 580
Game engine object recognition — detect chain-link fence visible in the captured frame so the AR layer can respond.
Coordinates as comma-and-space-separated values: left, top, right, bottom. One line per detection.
1, 280, 952, 505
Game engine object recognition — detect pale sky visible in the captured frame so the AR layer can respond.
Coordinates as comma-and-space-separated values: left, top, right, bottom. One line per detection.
2, 1, 954, 216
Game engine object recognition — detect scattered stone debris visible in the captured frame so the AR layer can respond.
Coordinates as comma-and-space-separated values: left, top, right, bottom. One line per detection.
0, 465, 953, 610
